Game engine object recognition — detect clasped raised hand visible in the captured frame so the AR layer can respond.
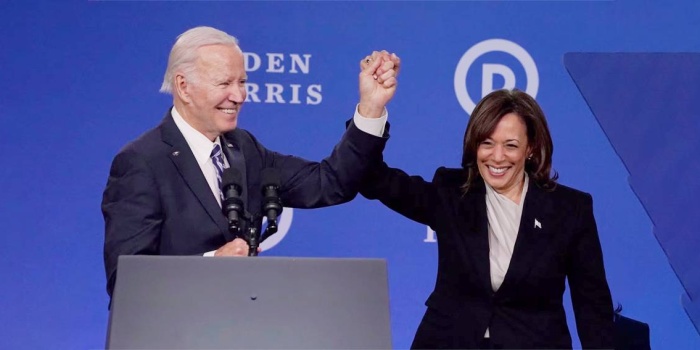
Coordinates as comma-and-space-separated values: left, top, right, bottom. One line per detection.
358, 50, 401, 118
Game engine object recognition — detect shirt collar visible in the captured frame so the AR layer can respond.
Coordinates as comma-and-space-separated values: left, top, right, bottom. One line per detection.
484, 172, 530, 207
171, 106, 221, 167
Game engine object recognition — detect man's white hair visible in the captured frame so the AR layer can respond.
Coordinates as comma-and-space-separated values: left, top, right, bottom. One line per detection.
159, 26, 239, 94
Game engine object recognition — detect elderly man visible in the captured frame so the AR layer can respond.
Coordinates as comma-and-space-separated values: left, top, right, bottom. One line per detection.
102, 26, 399, 299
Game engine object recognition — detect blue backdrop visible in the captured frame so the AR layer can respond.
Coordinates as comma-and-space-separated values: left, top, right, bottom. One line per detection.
2, 1, 699, 349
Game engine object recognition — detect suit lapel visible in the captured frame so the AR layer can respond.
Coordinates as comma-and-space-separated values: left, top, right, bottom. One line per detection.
497, 180, 555, 293
460, 180, 493, 295
159, 110, 232, 241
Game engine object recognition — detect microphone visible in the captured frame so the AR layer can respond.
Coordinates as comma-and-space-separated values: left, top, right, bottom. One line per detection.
221, 168, 244, 234
261, 168, 283, 233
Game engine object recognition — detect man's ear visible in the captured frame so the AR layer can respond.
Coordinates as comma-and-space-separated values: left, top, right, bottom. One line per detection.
174, 73, 190, 103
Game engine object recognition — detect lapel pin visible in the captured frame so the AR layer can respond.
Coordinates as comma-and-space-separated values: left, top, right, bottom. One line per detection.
534, 219, 542, 229
172, 151, 180, 156
226, 143, 233, 148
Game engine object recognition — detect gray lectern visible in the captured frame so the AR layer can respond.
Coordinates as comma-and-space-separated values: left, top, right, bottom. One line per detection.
106, 256, 392, 349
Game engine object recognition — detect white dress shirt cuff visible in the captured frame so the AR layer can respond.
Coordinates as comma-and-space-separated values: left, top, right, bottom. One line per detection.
353, 104, 388, 136
203, 250, 216, 257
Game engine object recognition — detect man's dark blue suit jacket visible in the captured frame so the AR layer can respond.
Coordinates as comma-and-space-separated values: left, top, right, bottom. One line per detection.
102, 109, 388, 298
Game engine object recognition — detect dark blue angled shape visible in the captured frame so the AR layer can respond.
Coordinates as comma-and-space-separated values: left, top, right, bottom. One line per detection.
565, 53, 700, 334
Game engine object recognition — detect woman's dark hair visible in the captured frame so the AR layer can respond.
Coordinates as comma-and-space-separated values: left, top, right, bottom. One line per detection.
461, 89, 558, 191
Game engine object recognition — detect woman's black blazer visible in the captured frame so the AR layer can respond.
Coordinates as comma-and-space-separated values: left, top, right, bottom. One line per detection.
361, 165, 614, 349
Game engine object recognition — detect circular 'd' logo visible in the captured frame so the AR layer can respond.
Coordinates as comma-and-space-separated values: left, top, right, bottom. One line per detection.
454, 39, 539, 115
260, 207, 293, 251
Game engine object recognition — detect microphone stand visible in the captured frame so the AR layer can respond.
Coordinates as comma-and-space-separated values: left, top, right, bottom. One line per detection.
223, 172, 282, 256
259, 219, 278, 245
227, 209, 281, 257
243, 214, 279, 257
232, 212, 260, 257
246, 216, 260, 257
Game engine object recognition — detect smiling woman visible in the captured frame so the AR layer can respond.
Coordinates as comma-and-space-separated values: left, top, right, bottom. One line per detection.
360, 89, 613, 349
461, 89, 557, 197
474, 113, 530, 203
